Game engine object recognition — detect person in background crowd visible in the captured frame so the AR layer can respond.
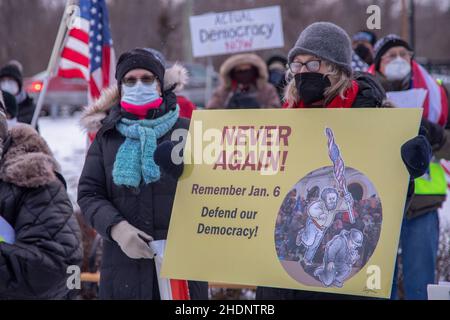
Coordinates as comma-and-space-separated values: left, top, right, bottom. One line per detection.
267, 54, 288, 103
0, 91, 82, 299
206, 53, 281, 109
84, 49, 196, 143
351, 31, 377, 72
352, 31, 377, 65
368, 34, 450, 300
78, 48, 208, 300
0, 61, 38, 128
256, 21, 432, 300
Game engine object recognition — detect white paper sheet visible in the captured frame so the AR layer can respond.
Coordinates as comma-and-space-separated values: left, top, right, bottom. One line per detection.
386, 88, 428, 109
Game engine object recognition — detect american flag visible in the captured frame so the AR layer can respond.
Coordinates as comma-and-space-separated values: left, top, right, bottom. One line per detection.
325, 128, 355, 223
58, 0, 115, 100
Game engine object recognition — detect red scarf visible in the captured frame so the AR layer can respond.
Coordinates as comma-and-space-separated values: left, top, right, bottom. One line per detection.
284, 80, 359, 109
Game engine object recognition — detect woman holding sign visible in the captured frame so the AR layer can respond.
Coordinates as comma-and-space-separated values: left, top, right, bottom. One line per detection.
78, 48, 208, 300
256, 22, 432, 300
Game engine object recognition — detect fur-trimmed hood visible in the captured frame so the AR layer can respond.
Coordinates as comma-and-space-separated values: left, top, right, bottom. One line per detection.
80, 63, 188, 132
219, 53, 269, 90
0, 124, 61, 188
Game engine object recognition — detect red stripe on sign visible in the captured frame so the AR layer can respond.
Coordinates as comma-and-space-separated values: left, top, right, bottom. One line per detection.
58, 68, 86, 80
169, 279, 190, 300
61, 47, 89, 68
102, 46, 111, 87
443, 165, 450, 176
68, 28, 89, 44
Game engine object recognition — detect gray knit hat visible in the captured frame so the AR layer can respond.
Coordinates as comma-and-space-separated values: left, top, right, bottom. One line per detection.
288, 22, 353, 75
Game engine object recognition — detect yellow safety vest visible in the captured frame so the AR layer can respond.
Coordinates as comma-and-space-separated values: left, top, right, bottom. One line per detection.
414, 162, 447, 195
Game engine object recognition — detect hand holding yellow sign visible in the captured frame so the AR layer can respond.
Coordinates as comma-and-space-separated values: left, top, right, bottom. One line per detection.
162, 108, 422, 298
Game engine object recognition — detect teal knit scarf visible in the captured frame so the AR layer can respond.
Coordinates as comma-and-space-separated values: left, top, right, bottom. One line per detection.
112, 106, 179, 187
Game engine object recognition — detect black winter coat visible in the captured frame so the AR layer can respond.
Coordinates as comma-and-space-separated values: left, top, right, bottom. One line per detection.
17, 95, 36, 125
78, 104, 208, 300
0, 124, 82, 299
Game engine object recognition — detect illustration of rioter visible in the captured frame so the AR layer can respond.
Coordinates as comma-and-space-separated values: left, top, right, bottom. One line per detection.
296, 187, 353, 265
314, 228, 363, 287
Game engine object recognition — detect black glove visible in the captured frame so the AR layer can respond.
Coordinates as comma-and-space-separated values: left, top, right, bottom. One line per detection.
420, 118, 445, 150
400, 135, 432, 179
227, 92, 261, 109
154, 140, 184, 179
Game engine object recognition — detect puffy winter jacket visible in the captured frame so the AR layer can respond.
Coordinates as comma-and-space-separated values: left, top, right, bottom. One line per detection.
0, 124, 83, 299
78, 88, 208, 300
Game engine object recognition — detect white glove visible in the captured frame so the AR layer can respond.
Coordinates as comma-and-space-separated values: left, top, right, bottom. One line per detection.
110, 221, 155, 259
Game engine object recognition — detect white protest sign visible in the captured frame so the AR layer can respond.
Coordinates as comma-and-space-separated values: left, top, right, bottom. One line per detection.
386, 88, 428, 109
189, 6, 284, 58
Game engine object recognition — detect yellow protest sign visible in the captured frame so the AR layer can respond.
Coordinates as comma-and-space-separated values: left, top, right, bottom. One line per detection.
162, 108, 422, 298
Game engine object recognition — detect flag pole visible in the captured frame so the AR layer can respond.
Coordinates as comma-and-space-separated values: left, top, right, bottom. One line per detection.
31, 0, 75, 128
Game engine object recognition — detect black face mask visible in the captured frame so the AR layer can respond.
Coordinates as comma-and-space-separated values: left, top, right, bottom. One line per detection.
355, 44, 374, 65
269, 70, 285, 87
231, 68, 258, 85
294, 72, 331, 105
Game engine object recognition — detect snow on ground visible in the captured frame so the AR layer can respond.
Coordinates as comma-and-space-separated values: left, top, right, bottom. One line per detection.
39, 113, 86, 209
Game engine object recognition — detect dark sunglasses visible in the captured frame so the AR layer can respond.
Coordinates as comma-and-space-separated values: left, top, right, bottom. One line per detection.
122, 75, 157, 87
288, 60, 321, 73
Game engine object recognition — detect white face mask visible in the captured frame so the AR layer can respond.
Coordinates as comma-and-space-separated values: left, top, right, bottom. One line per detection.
384, 56, 411, 81
0, 80, 19, 96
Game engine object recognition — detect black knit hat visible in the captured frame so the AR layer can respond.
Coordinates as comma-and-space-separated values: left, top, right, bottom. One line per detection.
267, 55, 287, 68
374, 34, 412, 70
0, 64, 23, 91
115, 48, 165, 87
0, 90, 18, 118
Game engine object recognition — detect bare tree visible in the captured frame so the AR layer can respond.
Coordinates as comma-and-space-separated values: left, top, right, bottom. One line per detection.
0, 0, 64, 76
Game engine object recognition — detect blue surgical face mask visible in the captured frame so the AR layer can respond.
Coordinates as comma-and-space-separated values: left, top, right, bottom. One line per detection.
121, 81, 160, 105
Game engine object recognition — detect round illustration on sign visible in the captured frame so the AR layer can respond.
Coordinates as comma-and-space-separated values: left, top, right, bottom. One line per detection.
274, 166, 382, 288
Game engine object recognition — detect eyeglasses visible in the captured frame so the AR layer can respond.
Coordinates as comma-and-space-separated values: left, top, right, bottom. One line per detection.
122, 75, 157, 87
288, 60, 321, 73
382, 50, 413, 63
